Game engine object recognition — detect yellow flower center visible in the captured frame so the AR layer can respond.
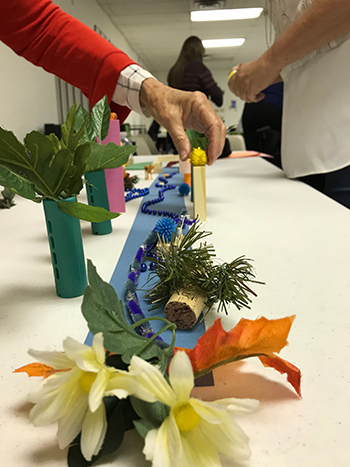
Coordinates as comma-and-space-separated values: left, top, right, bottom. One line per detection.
189, 147, 207, 166
173, 402, 201, 433
79, 372, 97, 393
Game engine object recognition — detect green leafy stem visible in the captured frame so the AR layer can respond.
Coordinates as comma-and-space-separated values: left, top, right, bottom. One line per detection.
0, 96, 136, 222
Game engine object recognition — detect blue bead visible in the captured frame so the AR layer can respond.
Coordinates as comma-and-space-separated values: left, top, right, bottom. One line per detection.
163, 211, 168, 216
153, 210, 157, 215
149, 262, 156, 270
158, 210, 162, 215
140, 263, 147, 272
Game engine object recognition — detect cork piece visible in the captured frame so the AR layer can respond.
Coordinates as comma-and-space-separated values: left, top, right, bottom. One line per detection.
164, 290, 206, 329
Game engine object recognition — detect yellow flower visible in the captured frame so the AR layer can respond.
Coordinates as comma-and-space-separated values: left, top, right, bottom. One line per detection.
28, 333, 136, 461
129, 351, 259, 467
189, 147, 207, 166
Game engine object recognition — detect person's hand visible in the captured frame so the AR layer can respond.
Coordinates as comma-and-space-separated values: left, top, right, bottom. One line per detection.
228, 53, 282, 103
139, 79, 226, 165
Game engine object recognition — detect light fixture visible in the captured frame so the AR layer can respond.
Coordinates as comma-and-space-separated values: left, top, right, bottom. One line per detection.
191, 8, 263, 22
202, 38, 245, 48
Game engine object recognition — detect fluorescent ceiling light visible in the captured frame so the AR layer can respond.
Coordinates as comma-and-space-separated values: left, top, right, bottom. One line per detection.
191, 8, 263, 22
202, 38, 245, 48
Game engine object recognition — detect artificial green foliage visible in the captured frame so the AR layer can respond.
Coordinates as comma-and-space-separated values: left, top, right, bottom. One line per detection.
145, 223, 263, 315
0, 96, 136, 222
186, 129, 210, 150
0, 186, 16, 208
81, 260, 172, 372
85, 141, 135, 173
131, 397, 169, 439
0, 165, 35, 200
57, 200, 120, 222
68, 397, 138, 467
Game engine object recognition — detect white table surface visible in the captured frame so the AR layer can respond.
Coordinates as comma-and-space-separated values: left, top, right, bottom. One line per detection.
1, 156, 350, 467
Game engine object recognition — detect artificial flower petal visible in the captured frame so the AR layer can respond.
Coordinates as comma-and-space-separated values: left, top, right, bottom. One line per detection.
215, 397, 260, 414
91, 332, 106, 366
143, 428, 158, 463
89, 368, 110, 413
57, 392, 88, 449
129, 356, 177, 407
105, 373, 141, 400
20, 333, 133, 462
150, 414, 182, 467
197, 419, 251, 461
133, 352, 257, 467
168, 351, 194, 403
28, 367, 81, 404
81, 403, 107, 461
63, 337, 96, 369
189, 399, 227, 425
27, 349, 74, 369
29, 376, 76, 426
182, 429, 221, 466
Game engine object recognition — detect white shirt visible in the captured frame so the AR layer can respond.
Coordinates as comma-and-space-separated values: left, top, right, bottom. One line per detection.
112, 64, 155, 116
267, 0, 350, 80
265, 0, 350, 177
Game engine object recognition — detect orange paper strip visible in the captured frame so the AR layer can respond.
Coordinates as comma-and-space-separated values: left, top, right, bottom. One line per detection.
14, 363, 59, 379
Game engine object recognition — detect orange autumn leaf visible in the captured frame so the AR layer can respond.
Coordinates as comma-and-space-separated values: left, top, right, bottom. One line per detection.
14, 363, 58, 379
258, 354, 302, 397
174, 315, 301, 396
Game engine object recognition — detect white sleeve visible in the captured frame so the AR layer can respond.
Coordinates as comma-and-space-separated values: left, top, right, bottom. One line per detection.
112, 64, 156, 116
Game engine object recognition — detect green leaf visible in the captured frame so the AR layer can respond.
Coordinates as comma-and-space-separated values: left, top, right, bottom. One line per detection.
186, 129, 209, 150
0, 186, 16, 208
0, 165, 36, 200
0, 127, 62, 198
85, 141, 136, 172
81, 260, 167, 366
91, 95, 111, 141
46, 133, 61, 155
75, 106, 91, 145
60, 103, 77, 151
131, 397, 169, 438
64, 142, 91, 196
57, 200, 120, 222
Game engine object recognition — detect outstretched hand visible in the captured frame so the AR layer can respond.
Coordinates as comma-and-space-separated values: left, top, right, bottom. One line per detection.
140, 79, 226, 165
228, 55, 282, 103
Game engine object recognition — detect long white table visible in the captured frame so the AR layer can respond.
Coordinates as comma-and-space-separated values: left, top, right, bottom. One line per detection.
1, 156, 350, 466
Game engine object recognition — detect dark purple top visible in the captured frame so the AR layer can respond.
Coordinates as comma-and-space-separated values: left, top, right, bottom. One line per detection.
179, 61, 223, 107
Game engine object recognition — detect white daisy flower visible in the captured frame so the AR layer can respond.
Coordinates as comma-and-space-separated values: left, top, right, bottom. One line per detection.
129, 351, 259, 467
28, 332, 135, 461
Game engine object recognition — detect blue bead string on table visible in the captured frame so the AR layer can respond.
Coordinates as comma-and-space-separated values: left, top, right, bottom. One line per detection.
141, 171, 193, 225
125, 229, 169, 349
125, 187, 150, 202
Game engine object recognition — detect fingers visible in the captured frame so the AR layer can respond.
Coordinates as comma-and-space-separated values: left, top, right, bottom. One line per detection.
167, 123, 192, 161
204, 119, 226, 165
185, 91, 226, 165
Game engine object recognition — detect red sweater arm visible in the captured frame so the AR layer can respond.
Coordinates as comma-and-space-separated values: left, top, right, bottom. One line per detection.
0, 0, 137, 122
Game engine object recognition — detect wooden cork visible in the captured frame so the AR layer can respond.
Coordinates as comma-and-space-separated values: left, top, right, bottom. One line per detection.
164, 290, 206, 329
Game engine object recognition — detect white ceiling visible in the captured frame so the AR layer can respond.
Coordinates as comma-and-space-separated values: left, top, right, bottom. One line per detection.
96, 0, 270, 75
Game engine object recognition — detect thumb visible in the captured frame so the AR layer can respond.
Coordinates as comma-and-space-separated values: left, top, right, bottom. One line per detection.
167, 123, 191, 161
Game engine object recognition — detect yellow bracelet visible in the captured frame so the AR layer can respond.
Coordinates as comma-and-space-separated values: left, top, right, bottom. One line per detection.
228, 69, 237, 81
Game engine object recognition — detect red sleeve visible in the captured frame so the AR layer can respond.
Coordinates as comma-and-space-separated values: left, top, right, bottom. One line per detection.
0, 0, 137, 122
